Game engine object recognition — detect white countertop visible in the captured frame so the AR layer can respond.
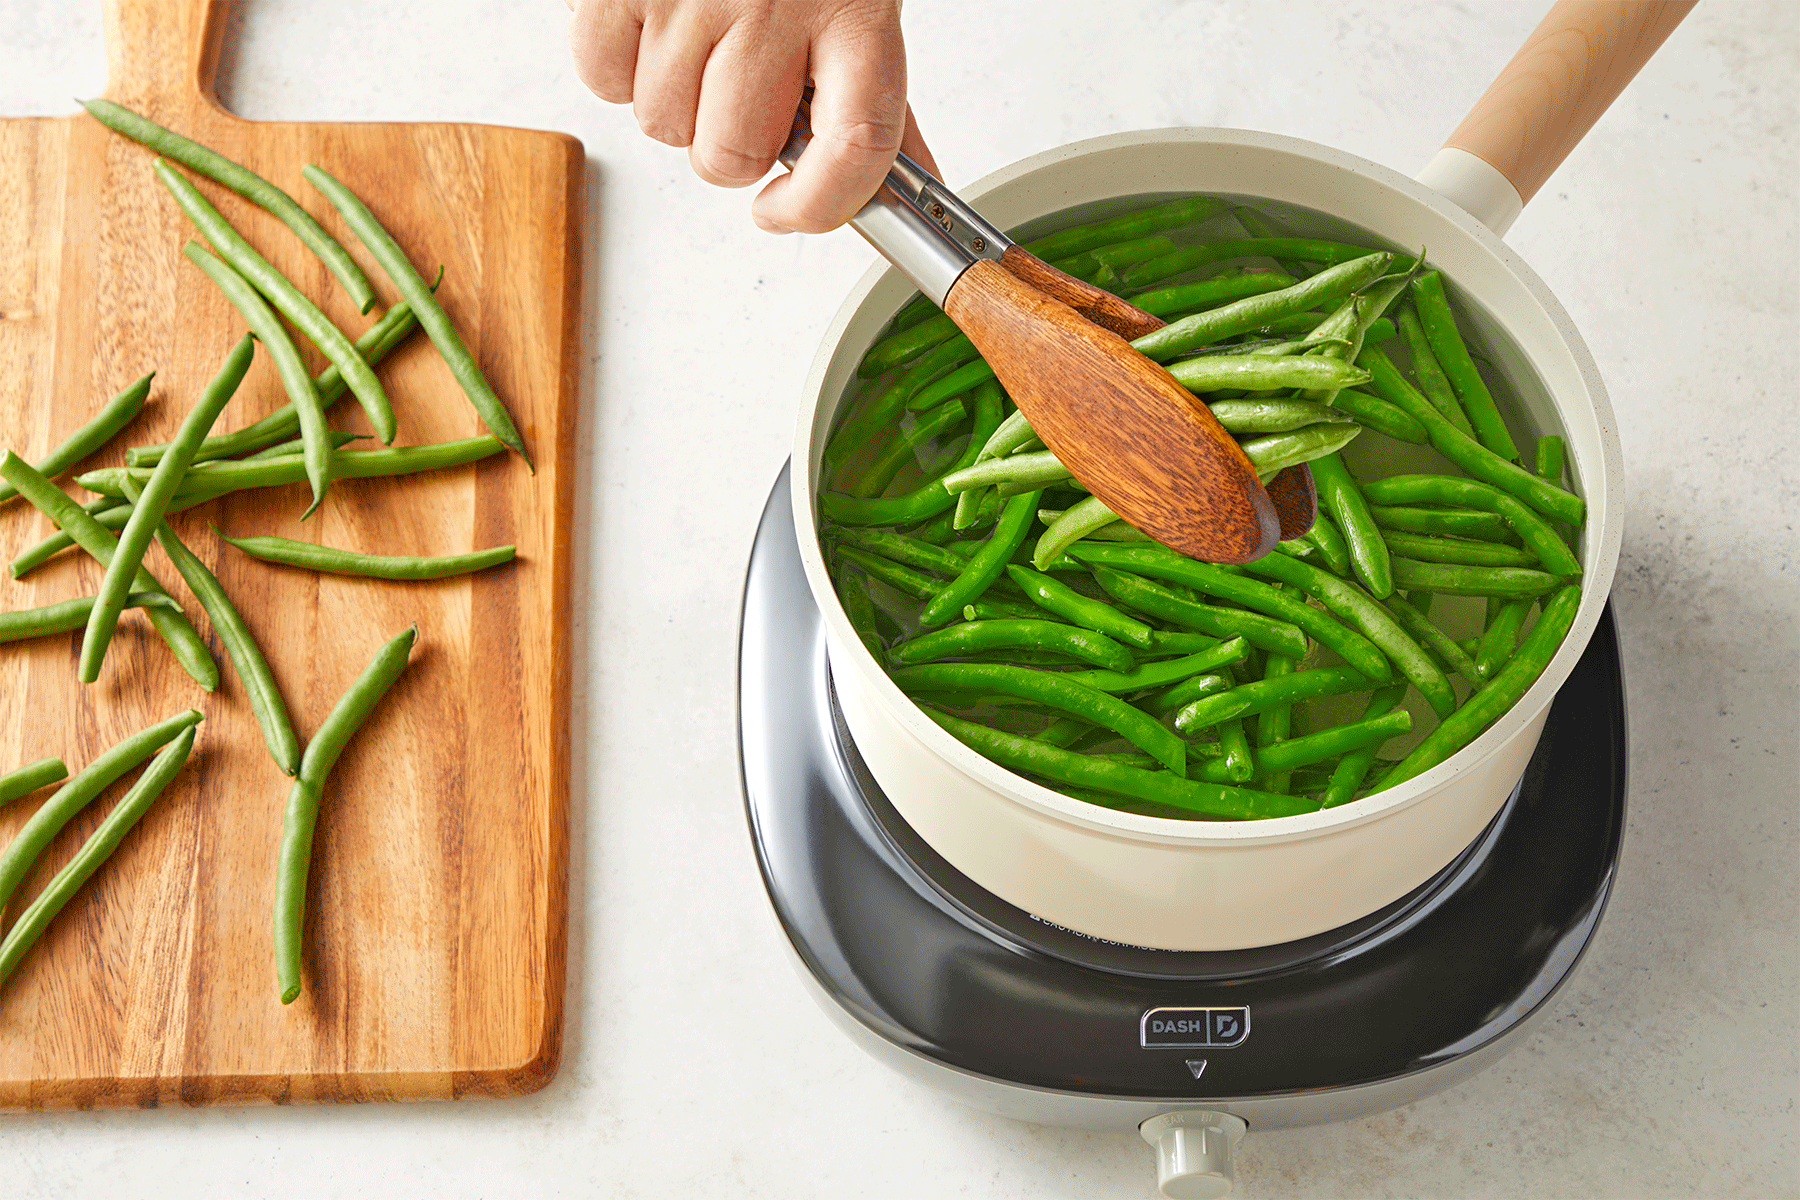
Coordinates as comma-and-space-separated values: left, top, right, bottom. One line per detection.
4, 2, 1796, 1197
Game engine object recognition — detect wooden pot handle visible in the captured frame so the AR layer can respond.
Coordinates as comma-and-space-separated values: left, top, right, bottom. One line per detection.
101, 0, 231, 113
1443, 0, 1694, 207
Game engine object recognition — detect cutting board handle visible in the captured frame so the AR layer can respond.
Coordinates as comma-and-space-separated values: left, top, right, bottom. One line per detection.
100, 0, 231, 114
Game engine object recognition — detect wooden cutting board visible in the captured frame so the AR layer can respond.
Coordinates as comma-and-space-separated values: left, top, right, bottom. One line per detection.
0, 0, 580, 1108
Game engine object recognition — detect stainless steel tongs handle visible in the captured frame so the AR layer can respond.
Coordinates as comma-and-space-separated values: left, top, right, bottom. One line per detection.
777, 98, 1011, 307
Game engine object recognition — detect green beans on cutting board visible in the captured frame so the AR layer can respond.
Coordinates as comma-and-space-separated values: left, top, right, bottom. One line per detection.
0, 452, 218, 691
81, 98, 377, 313
0, 592, 179, 644
183, 242, 334, 517
276, 625, 416, 1005
0, 373, 150, 506
127, 299, 425, 468
216, 530, 517, 582
0, 710, 203, 916
303, 164, 532, 469
77, 435, 505, 500
154, 161, 396, 444
0, 758, 68, 808
79, 334, 255, 684
0, 728, 195, 995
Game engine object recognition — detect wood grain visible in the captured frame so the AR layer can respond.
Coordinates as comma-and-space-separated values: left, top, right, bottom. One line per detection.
1443, 0, 1694, 205
0, 0, 580, 1107
944, 259, 1278, 564
996, 247, 1315, 541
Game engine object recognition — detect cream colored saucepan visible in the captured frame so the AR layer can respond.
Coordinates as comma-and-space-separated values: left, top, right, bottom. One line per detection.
792, 2, 1689, 951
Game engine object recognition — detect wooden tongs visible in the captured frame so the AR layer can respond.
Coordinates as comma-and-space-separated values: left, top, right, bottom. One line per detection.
782, 103, 1313, 563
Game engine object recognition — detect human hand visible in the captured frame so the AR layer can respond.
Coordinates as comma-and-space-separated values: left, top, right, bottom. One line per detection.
567, 0, 939, 234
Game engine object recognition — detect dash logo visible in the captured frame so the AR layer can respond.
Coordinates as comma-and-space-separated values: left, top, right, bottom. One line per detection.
1140, 1006, 1251, 1049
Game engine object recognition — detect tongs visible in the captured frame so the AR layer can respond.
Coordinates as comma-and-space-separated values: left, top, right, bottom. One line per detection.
781, 102, 1313, 562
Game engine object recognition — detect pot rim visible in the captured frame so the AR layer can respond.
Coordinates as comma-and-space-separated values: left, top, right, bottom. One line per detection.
792, 124, 1623, 850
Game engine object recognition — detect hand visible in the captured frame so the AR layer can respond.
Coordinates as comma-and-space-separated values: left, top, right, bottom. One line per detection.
567, 0, 939, 233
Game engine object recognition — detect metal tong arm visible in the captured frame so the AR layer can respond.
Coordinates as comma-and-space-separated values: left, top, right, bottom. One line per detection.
777, 99, 1011, 306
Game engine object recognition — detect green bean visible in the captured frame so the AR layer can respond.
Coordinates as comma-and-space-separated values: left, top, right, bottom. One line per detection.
244, 429, 367, 460
1122, 254, 1391, 362
1237, 423, 1361, 477
830, 557, 887, 657
858, 312, 963, 378
820, 481, 957, 527
1395, 304, 1475, 437
853, 399, 968, 498
1172, 665, 1373, 734
939, 450, 1070, 496
1410, 272, 1520, 461
1236, 550, 1456, 717
116, 479, 299, 775
1164, 354, 1370, 395
1214, 717, 1255, 782
0, 591, 178, 644
0, 374, 150, 505
216, 529, 517, 582
1123, 239, 1394, 291
827, 526, 968, 577
10, 489, 219, 580
1476, 598, 1534, 681
80, 335, 254, 683
0, 453, 217, 690
1535, 435, 1567, 486
1369, 503, 1516, 543
1033, 717, 1091, 748
1091, 566, 1309, 660
129, 301, 425, 468
1056, 639, 1249, 695
1068, 544, 1392, 682
304, 164, 530, 468
906, 357, 998, 413
1006, 564, 1154, 649
1308, 453, 1391, 598
963, 598, 1053, 623
183, 243, 333, 516
1033, 495, 1128, 567
0, 758, 68, 807
0, 727, 195, 995
0, 709, 203, 914
926, 709, 1314, 820
1321, 683, 1411, 807
1037, 507, 1150, 544
1360, 474, 1581, 577
1149, 631, 1228, 655
1147, 671, 1233, 716
277, 624, 416, 1004
1207, 398, 1353, 434
155, 161, 395, 444
834, 546, 940, 601
832, 334, 977, 463
890, 620, 1135, 672
1329, 388, 1428, 443
1054, 233, 1178, 280
81, 98, 376, 313
77, 435, 505, 500
1299, 510, 1351, 575
1255, 654, 1298, 793
1373, 585, 1581, 791
1021, 196, 1227, 262
891, 663, 1186, 774
1381, 530, 1538, 567
917, 490, 1041, 628
1127, 271, 1296, 319
1297, 262, 1419, 410
1357, 344, 1583, 525
1381, 593, 1481, 684
1257, 708, 1410, 778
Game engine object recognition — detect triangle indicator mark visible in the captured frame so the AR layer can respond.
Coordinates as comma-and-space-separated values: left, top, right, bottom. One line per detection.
1186, 1059, 1207, 1079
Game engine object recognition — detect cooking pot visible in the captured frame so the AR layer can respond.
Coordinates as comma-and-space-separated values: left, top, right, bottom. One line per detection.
789, 3, 1682, 951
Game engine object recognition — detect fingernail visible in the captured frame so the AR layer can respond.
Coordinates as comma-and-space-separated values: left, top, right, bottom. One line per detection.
755, 216, 795, 235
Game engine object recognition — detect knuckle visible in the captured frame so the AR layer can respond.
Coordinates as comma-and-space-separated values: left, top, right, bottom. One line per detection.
693, 142, 775, 185
817, 116, 906, 167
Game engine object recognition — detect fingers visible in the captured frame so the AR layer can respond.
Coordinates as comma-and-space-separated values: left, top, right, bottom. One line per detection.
568, 0, 641, 105
629, 4, 717, 147
751, 4, 909, 234
688, 18, 809, 187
